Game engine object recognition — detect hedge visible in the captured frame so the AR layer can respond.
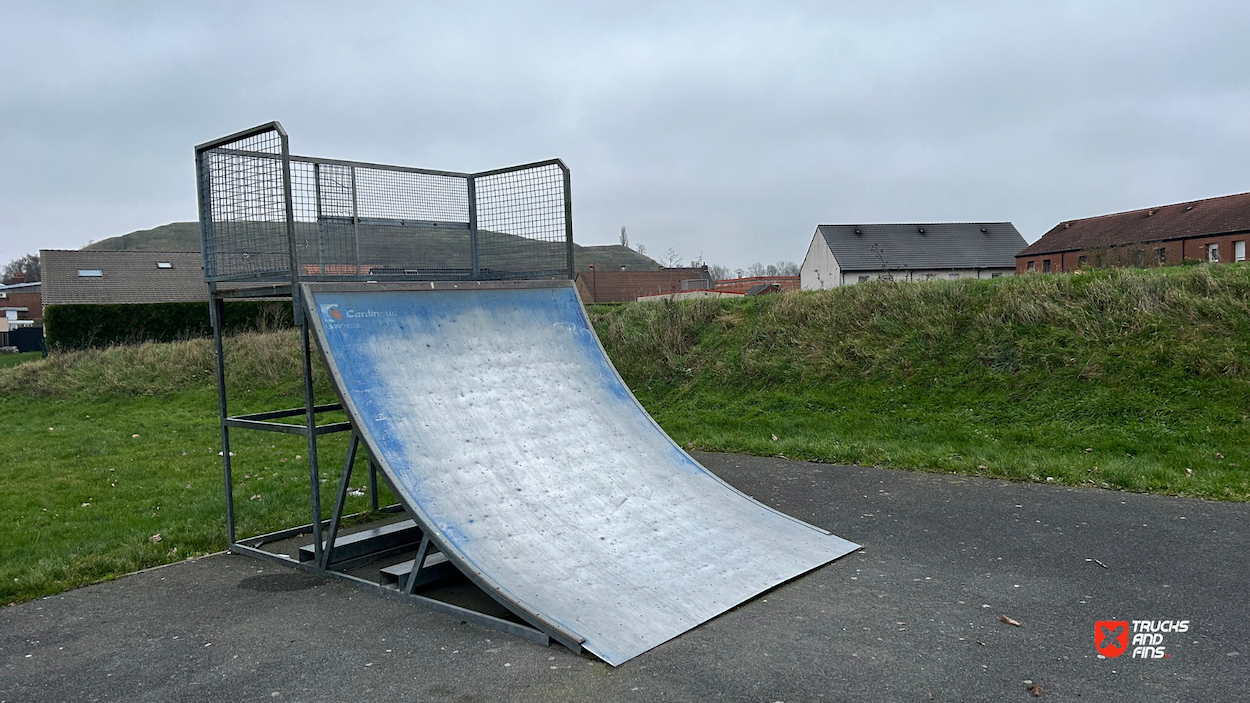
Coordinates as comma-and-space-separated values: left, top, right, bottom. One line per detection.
44, 301, 293, 349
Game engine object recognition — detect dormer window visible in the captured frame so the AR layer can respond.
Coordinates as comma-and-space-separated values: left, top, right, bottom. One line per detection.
77, 269, 103, 277
156, 262, 173, 269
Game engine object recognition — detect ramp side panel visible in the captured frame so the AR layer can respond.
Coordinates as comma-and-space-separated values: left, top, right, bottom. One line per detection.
307, 285, 858, 665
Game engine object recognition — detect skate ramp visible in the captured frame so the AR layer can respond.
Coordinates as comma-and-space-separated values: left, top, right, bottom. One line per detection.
304, 281, 859, 665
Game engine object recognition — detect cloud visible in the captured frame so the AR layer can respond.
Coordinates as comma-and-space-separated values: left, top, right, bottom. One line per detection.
3, 1, 1249, 268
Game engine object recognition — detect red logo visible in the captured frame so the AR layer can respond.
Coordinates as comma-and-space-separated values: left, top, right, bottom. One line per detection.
328, 306, 343, 321
1095, 620, 1129, 658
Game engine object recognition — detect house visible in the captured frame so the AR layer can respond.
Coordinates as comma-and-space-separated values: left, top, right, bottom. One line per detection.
1017, 191, 1250, 273
714, 276, 799, 294
0, 276, 42, 325
800, 223, 1024, 289
743, 283, 781, 296
40, 250, 211, 308
574, 266, 714, 303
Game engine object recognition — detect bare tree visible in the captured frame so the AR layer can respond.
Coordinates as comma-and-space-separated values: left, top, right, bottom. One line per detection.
661, 247, 683, 268
708, 264, 731, 281
742, 260, 799, 278
2, 253, 40, 284
636, 243, 646, 256
619, 226, 629, 249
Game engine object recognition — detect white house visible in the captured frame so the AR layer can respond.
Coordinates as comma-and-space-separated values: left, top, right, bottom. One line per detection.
800, 223, 1025, 290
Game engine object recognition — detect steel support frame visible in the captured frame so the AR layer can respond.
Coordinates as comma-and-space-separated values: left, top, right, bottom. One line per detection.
209, 285, 574, 651
199, 121, 581, 655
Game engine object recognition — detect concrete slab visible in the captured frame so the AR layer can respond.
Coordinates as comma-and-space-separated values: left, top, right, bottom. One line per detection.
2, 453, 1246, 702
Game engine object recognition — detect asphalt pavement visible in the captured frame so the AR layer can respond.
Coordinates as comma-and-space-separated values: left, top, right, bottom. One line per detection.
2, 452, 1246, 702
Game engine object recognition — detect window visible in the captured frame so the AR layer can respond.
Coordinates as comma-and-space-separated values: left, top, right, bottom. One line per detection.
991, 273, 1001, 278
1235, 240, 1245, 262
858, 275, 870, 283
1026, 261, 1035, 271
1078, 255, 1088, 267
77, 269, 102, 277
1042, 260, 1051, 273
1207, 243, 1219, 262
1156, 248, 1167, 265
156, 262, 173, 269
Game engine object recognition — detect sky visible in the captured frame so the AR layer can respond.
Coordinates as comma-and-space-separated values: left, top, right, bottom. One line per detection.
3, 1, 1250, 271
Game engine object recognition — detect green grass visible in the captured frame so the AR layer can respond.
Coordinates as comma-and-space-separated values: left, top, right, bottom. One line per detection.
0, 331, 393, 606
588, 264, 1250, 501
0, 351, 41, 369
2, 264, 1248, 606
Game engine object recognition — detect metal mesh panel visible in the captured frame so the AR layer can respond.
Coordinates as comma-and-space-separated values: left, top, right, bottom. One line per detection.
197, 127, 291, 281
475, 162, 569, 279
198, 123, 572, 282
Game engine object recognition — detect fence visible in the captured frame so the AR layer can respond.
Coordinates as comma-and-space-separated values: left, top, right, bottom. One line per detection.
195, 123, 573, 284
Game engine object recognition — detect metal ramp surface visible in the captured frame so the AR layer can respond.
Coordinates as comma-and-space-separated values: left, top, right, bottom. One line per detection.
303, 280, 859, 665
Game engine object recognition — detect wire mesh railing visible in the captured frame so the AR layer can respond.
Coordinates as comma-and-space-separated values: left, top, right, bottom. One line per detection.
196, 122, 573, 283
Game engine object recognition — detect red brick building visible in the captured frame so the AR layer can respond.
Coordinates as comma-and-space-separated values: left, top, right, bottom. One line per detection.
574, 266, 713, 303
1018, 191, 1250, 273
0, 276, 42, 323
713, 276, 799, 294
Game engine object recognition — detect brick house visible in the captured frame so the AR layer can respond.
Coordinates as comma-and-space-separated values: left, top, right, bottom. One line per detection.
40, 250, 211, 308
0, 276, 42, 325
1017, 191, 1250, 273
574, 266, 714, 303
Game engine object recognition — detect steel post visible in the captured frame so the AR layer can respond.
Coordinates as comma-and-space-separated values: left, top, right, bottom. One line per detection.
209, 293, 235, 545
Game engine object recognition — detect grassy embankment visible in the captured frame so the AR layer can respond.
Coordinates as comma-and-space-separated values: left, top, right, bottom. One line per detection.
2, 263, 1247, 606
589, 264, 1250, 500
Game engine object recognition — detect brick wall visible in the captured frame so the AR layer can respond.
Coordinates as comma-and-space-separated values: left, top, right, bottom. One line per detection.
714, 276, 800, 294
2, 289, 43, 321
1015, 234, 1249, 274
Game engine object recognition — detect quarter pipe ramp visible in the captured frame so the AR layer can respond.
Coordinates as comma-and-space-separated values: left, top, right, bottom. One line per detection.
304, 280, 858, 665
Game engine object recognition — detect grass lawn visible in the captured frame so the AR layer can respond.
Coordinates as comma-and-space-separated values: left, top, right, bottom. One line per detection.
3, 264, 1248, 606
1, 333, 393, 607
0, 351, 41, 370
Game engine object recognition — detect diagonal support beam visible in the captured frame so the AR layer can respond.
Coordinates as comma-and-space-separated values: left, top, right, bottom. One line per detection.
319, 433, 360, 569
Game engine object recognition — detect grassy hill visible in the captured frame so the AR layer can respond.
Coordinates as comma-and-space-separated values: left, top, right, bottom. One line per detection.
85, 222, 660, 271
588, 264, 1250, 500
84, 222, 202, 251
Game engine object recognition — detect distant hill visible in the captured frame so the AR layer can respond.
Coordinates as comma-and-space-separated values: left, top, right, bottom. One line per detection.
84, 222, 202, 251
85, 222, 660, 271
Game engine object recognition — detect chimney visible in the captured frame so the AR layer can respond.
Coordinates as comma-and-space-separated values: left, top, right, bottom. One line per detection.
10, 272, 24, 284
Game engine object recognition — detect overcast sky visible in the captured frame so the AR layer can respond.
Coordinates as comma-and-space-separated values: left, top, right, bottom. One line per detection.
3, 1, 1249, 270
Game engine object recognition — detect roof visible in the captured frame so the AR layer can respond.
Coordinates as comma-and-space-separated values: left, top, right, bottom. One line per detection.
744, 283, 781, 296
40, 250, 210, 305
0, 281, 41, 292
815, 223, 1024, 272
1019, 191, 1250, 257
574, 267, 712, 303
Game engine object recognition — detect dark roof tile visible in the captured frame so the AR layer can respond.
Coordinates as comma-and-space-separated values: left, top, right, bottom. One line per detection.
816, 223, 1024, 271
1019, 191, 1250, 256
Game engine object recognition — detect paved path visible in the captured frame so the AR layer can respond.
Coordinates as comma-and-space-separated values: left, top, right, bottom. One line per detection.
2, 453, 1246, 702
